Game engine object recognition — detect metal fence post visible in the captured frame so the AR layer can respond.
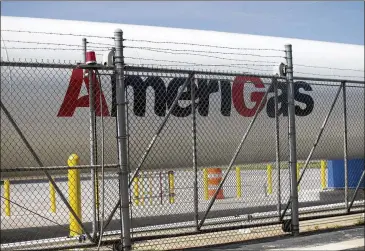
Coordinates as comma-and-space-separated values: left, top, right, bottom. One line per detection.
274, 77, 281, 219
88, 55, 98, 240
114, 28, 132, 251
285, 44, 299, 236
82, 38, 87, 62
83, 37, 99, 239
191, 73, 199, 230
342, 81, 349, 212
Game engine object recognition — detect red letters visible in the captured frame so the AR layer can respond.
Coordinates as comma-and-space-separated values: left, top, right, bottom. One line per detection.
232, 76, 266, 117
57, 69, 110, 117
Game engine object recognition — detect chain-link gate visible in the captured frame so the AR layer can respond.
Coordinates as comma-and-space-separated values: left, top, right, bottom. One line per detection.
1, 29, 364, 251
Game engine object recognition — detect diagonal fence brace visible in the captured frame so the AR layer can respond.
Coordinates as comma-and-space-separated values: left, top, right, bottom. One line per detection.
280, 83, 343, 221
348, 169, 365, 212
128, 73, 195, 187
0, 100, 93, 242
197, 80, 274, 230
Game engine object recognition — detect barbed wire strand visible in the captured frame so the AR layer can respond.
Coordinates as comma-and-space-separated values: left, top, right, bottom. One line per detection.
128, 63, 274, 72
295, 64, 363, 72
4, 47, 107, 52
125, 56, 277, 67
2, 30, 362, 72
124, 38, 285, 52
87, 41, 365, 72
125, 46, 284, 58
124, 47, 280, 64
295, 71, 364, 79
1, 29, 113, 39
5, 42, 360, 72
88, 42, 116, 47
2, 40, 111, 49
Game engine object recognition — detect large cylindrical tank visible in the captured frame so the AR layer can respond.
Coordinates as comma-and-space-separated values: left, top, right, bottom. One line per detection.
1, 16, 364, 174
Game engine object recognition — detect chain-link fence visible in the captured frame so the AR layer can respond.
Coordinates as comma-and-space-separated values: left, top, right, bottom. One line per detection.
1, 31, 364, 251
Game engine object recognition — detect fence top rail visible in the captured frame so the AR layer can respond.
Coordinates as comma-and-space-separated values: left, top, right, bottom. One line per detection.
0, 164, 120, 172
293, 76, 365, 85
124, 65, 286, 79
1, 60, 364, 84
0, 60, 283, 79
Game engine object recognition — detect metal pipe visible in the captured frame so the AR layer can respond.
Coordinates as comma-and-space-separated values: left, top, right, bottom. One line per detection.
132, 220, 283, 243
348, 169, 365, 211
280, 83, 343, 221
285, 44, 299, 236
274, 77, 281, 220
128, 73, 194, 187
0, 164, 119, 172
114, 204, 365, 237
114, 28, 132, 251
124, 65, 287, 79
88, 54, 98, 241
82, 38, 87, 62
0, 101, 93, 242
298, 210, 365, 222
197, 81, 273, 230
342, 81, 349, 212
292, 76, 365, 85
191, 74, 199, 231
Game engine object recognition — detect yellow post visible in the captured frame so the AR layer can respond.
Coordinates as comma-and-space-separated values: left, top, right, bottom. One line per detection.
297, 163, 300, 192
168, 171, 175, 204
149, 171, 153, 205
140, 172, 145, 206
236, 167, 242, 198
4, 180, 10, 216
133, 175, 139, 206
67, 154, 81, 237
203, 168, 208, 200
321, 160, 327, 190
49, 181, 56, 213
267, 164, 273, 195
94, 172, 99, 212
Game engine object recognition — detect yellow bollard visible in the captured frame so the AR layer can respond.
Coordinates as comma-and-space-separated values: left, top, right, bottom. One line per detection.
4, 180, 10, 216
149, 171, 153, 205
133, 175, 139, 206
67, 154, 82, 237
297, 163, 300, 192
140, 172, 145, 206
267, 164, 273, 195
94, 172, 99, 212
168, 171, 175, 204
321, 160, 327, 190
203, 169, 208, 201
236, 167, 242, 198
49, 181, 56, 213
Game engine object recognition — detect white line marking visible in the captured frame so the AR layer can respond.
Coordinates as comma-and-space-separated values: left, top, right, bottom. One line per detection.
268, 238, 364, 250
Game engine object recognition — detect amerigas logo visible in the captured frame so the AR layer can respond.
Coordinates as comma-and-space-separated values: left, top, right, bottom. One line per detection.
57, 69, 314, 118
